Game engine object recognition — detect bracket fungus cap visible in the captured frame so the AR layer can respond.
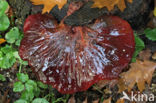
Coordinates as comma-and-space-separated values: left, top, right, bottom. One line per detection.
19, 14, 135, 94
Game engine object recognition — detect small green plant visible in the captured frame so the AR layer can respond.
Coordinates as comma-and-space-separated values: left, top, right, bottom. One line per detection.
144, 28, 156, 41
0, 31, 26, 69
0, 0, 27, 69
1, 0, 155, 102
5, 27, 23, 46
13, 73, 70, 103
0, 45, 16, 69
0, 74, 6, 81
0, 1, 69, 103
132, 28, 156, 62
13, 73, 49, 103
32, 98, 49, 103
131, 33, 145, 62
0, 0, 10, 31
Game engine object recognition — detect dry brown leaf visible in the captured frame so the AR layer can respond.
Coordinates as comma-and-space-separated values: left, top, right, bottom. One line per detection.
83, 98, 88, 103
6, 7, 13, 18
103, 97, 111, 103
92, 0, 133, 11
92, 99, 99, 103
92, 0, 119, 11
117, 0, 126, 11
118, 59, 156, 92
0, 39, 6, 44
152, 52, 156, 60
68, 96, 76, 103
30, 0, 67, 13
0, 90, 10, 103
95, 80, 118, 89
139, 49, 151, 60
116, 99, 125, 103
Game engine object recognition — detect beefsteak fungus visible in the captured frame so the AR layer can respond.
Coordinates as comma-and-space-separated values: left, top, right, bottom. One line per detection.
19, 14, 135, 94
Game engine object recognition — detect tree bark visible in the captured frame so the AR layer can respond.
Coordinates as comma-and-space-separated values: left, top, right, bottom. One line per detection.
7, 0, 153, 30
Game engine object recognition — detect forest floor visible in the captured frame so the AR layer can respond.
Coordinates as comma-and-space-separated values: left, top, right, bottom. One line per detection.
0, 0, 156, 103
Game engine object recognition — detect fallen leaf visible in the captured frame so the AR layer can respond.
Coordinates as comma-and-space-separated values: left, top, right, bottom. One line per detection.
92, 0, 133, 11
116, 99, 124, 103
6, 7, 13, 18
138, 49, 151, 61
92, 99, 99, 103
102, 97, 111, 103
118, 59, 156, 92
117, 0, 126, 12
154, 7, 156, 17
30, 0, 67, 13
0, 38, 6, 44
127, 0, 133, 3
0, 90, 10, 103
83, 98, 88, 103
68, 96, 76, 103
92, 0, 119, 11
152, 52, 156, 60
154, 0, 156, 17
147, 7, 156, 28
95, 80, 118, 89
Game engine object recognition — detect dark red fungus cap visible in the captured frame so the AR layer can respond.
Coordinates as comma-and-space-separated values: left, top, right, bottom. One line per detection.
19, 14, 135, 94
